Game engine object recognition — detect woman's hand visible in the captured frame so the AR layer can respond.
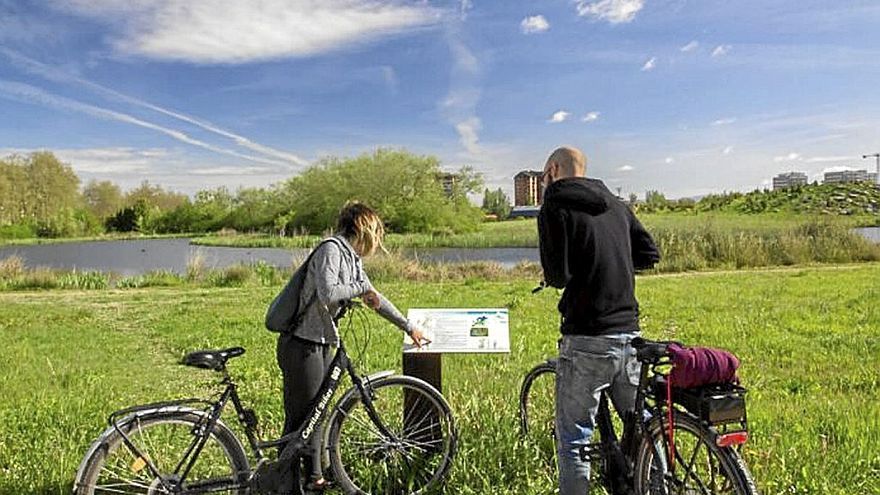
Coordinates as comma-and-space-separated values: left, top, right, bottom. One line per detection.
362, 289, 381, 310
409, 328, 431, 349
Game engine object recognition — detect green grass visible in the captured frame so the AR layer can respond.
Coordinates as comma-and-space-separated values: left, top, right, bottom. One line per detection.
1, 265, 878, 493
0, 232, 193, 247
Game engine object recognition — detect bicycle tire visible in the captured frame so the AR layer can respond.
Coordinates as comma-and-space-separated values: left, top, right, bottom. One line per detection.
519, 360, 557, 437
74, 409, 250, 495
633, 411, 759, 495
326, 375, 457, 495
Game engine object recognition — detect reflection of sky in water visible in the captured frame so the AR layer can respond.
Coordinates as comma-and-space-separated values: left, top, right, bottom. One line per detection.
0, 239, 539, 275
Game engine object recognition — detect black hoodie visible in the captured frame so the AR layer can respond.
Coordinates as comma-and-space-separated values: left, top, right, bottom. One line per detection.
538, 177, 660, 335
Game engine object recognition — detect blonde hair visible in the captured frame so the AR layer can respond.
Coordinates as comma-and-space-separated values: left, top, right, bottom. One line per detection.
337, 202, 385, 257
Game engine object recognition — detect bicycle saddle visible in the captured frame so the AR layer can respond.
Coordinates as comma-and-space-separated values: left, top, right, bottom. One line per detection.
182, 347, 246, 371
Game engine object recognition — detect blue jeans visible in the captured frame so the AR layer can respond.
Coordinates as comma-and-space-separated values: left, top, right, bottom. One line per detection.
556, 333, 641, 495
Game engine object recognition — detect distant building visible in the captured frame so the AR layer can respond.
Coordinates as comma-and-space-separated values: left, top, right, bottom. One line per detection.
772, 171, 808, 190
823, 169, 873, 184
514, 170, 543, 206
437, 172, 458, 197
508, 205, 540, 219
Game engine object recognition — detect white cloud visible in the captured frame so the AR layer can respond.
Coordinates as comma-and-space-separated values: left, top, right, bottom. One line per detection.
582, 111, 601, 123
576, 0, 644, 24
380, 65, 398, 92
455, 117, 482, 154
712, 117, 736, 126
722, 146, 734, 155
805, 155, 852, 163
0, 80, 289, 167
773, 152, 802, 162
618, 165, 634, 171
0, 47, 308, 166
459, 0, 473, 21
549, 110, 570, 123
521, 15, 550, 34
441, 26, 482, 156
680, 41, 699, 52
664, 157, 674, 164
188, 166, 275, 175
58, 0, 443, 64
641, 56, 656, 71
712, 44, 732, 58
822, 165, 860, 173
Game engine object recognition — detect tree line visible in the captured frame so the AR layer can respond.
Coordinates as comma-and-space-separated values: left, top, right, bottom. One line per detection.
0, 149, 486, 239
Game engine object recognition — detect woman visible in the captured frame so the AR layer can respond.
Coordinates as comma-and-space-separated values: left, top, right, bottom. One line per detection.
277, 202, 428, 493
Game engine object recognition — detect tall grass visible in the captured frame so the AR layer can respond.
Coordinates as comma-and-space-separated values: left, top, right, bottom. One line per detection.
650, 219, 880, 272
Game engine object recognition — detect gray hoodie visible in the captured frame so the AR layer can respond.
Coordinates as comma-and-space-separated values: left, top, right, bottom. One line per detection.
291, 235, 412, 346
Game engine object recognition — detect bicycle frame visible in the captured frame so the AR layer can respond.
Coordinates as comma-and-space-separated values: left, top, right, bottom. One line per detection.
106, 341, 397, 493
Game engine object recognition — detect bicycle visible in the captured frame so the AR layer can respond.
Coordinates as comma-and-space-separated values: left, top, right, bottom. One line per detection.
73, 306, 458, 495
519, 338, 759, 494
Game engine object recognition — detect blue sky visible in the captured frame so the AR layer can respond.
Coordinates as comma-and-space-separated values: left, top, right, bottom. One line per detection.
2, 0, 880, 199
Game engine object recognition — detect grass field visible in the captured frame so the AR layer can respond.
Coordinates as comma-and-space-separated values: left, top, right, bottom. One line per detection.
1, 264, 878, 493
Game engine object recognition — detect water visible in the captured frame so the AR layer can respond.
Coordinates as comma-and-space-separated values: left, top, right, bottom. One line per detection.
0, 239, 539, 276
3, 229, 877, 275
856, 226, 880, 243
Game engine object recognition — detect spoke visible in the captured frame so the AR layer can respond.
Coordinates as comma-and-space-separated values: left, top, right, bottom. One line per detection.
402, 417, 443, 440
98, 464, 155, 490
340, 408, 387, 440
136, 417, 160, 471
673, 446, 712, 495
679, 434, 703, 490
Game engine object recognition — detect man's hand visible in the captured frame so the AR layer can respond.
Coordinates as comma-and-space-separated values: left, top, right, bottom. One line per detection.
409, 328, 431, 349
362, 289, 381, 310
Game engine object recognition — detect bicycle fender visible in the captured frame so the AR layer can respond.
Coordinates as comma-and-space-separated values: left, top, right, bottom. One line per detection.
72, 405, 245, 493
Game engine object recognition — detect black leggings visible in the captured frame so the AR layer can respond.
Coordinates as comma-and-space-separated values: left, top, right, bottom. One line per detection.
277, 334, 331, 483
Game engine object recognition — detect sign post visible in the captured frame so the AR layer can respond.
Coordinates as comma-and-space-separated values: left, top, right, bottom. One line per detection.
402, 309, 510, 440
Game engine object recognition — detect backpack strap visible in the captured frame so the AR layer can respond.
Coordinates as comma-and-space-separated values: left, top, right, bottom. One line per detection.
292, 237, 346, 328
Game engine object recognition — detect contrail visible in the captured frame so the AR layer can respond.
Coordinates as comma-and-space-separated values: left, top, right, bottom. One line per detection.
0, 80, 290, 168
0, 47, 309, 167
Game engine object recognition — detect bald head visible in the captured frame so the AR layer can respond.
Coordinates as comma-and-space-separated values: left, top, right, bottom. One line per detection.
543, 146, 586, 188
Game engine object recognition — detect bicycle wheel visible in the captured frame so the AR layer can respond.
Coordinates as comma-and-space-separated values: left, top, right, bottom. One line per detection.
327, 375, 457, 495
634, 412, 758, 495
74, 409, 250, 495
519, 360, 557, 467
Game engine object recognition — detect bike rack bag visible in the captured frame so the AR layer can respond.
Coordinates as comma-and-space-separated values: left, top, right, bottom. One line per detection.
674, 383, 747, 425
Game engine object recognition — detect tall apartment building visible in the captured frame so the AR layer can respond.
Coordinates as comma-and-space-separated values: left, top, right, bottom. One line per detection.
772, 171, 808, 190
514, 170, 543, 206
823, 169, 873, 184
437, 172, 458, 197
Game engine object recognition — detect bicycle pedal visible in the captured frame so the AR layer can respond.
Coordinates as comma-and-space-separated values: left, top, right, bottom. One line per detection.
578, 443, 604, 462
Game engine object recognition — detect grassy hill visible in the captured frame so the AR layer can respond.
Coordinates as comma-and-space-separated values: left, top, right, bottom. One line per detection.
697, 182, 880, 216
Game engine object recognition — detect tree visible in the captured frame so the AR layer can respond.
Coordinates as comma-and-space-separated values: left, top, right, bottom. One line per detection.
25, 151, 81, 223
106, 200, 150, 232
82, 180, 123, 220
281, 149, 483, 234
482, 188, 511, 218
644, 190, 669, 213
126, 181, 187, 212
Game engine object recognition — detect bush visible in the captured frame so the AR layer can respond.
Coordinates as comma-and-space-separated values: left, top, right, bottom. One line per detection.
0, 224, 37, 239
280, 149, 484, 234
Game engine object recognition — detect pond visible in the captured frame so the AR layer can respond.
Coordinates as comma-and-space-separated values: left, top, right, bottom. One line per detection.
0, 239, 540, 276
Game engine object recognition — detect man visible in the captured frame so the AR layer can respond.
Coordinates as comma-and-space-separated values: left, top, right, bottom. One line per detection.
538, 146, 660, 494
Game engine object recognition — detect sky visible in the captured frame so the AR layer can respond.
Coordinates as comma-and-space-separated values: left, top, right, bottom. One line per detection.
2, 0, 880, 199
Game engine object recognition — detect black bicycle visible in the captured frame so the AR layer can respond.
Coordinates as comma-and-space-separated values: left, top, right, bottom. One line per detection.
519, 338, 759, 494
73, 309, 458, 495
